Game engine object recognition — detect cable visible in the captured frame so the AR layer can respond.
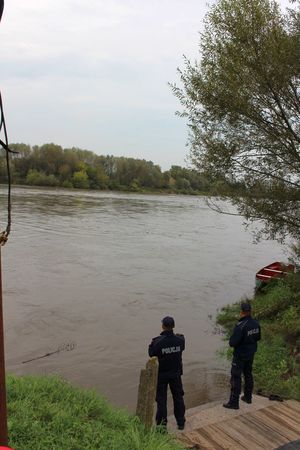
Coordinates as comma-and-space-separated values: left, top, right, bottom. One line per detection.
0, 0, 11, 245
0, 92, 14, 245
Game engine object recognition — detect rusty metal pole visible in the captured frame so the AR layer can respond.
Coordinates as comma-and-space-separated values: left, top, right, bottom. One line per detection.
0, 2, 9, 445
0, 247, 8, 446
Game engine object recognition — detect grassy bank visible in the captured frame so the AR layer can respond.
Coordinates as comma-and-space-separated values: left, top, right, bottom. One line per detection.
7, 375, 183, 450
217, 273, 300, 400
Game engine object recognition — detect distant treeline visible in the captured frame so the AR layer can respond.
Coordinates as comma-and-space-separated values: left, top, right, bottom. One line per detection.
0, 143, 216, 194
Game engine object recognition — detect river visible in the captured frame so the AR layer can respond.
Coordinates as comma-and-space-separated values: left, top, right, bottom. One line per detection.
0, 187, 286, 411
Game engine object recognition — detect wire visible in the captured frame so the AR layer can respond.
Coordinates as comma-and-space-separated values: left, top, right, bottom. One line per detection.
0, 1, 18, 245
0, 92, 14, 245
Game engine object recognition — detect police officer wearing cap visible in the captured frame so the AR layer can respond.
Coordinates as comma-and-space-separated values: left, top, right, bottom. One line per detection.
148, 316, 186, 429
223, 303, 261, 409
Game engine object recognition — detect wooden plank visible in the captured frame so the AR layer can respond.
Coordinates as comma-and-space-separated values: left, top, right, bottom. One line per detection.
286, 400, 300, 414
179, 430, 221, 450
251, 408, 297, 442
217, 419, 264, 450
176, 432, 203, 449
266, 406, 300, 436
229, 416, 277, 449
268, 404, 300, 429
205, 423, 247, 449
238, 413, 287, 447
238, 413, 289, 447
270, 402, 300, 421
256, 408, 300, 441
198, 426, 238, 450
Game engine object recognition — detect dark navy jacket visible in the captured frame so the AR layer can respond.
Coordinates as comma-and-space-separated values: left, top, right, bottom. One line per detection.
229, 316, 261, 359
148, 330, 185, 380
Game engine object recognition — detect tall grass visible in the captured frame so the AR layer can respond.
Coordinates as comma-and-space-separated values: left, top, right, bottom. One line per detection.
7, 375, 183, 450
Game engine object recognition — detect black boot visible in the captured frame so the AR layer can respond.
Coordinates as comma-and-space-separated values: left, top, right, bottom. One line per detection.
177, 417, 186, 430
241, 395, 252, 404
223, 401, 239, 410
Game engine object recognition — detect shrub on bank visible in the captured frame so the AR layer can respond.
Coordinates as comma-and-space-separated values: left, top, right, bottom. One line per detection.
7, 375, 183, 450
216, 273, 300, 401
26, 170, 59, 187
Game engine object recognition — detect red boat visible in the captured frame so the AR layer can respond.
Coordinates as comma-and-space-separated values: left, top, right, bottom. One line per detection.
255, 261, 295, 289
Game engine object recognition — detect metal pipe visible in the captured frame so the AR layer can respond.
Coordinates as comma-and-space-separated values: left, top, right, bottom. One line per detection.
0, 4, 9, 445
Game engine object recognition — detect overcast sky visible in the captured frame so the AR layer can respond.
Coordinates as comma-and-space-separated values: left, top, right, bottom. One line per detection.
0, 0, 291, 170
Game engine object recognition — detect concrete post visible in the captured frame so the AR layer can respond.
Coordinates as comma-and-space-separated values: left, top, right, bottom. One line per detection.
136, 357, 158, 428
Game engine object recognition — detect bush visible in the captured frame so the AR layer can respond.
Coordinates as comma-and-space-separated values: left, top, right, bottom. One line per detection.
62, 180, 73, 189
72, 170, 89, 189
26, 170, 59, 187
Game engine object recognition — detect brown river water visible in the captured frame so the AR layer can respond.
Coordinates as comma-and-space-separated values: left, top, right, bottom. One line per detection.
0, 187, 286, 411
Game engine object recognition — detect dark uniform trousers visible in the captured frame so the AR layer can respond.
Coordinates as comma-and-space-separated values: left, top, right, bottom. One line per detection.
156, 375, 185, 427
230, 355, 254, 404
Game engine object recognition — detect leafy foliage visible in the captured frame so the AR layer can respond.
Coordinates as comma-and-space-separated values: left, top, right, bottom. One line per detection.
173, 0, 300, 242
289, 241, 300, 267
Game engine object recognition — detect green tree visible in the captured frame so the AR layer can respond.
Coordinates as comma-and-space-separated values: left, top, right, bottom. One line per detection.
38, 143, 64, 175
58, 164, 72, 182
173, 0, 300, 242
86, 165, 109, 189
10, 143, 32, 180
72, 170, 89, 189
0, 152, 8, 182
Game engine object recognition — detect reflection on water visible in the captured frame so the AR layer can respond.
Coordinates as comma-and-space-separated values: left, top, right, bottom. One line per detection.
0, 187, 286, 410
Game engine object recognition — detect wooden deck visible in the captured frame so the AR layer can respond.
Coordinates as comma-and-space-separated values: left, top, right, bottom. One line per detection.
171, 399, 300, 449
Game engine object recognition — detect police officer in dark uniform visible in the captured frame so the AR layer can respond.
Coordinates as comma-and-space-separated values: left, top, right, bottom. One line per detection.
223, 303, 261, 409
148, 316, 186, 429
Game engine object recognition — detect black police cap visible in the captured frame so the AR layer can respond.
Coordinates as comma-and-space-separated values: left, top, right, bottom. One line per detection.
241, 303, 251, 312
162, 316, 175, 328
